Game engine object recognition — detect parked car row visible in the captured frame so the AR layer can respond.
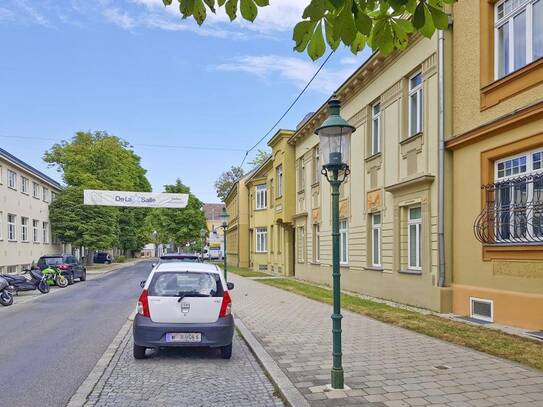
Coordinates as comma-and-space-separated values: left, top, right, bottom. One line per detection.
0, 254, 87, 307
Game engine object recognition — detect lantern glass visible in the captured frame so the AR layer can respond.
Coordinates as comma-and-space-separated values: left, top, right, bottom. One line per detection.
318, 126, 352, 168
220, 207, 229, 227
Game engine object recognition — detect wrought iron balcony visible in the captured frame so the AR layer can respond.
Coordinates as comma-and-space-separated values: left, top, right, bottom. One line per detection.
474, 173, 543, 244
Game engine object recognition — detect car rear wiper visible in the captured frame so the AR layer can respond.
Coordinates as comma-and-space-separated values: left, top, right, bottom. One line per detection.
177, 291, 211, 302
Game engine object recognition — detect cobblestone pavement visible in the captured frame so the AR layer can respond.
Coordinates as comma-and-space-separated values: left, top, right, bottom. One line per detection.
85, 329, 283, 407
229, 274, 543, 407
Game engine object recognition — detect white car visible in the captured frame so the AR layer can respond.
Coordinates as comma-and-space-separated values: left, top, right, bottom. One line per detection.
133, 262, 234, 359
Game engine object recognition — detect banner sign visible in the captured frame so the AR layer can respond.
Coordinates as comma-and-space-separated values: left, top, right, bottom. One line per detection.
84, 190, 189, 208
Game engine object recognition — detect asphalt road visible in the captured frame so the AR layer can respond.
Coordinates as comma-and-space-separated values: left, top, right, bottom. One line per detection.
0, 260, 153, 407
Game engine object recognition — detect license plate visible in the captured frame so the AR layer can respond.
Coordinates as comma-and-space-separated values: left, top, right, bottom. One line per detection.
165, 332, 201, 343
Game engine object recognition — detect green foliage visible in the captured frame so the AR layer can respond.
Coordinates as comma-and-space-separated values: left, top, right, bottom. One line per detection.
162, 0, 454, 61
214, 165, 245, 202
49, 187, 119, 251
248, 149, 270, 168
45, 131, 152, 254
150, 179, 208, 250
113, 255, 127, 263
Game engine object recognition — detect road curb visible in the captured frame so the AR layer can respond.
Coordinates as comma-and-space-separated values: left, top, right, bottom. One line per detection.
235, 317, 310, 407
66, 315, 133, 407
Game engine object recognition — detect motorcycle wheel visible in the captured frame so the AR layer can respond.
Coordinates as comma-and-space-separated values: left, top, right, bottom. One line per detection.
56, 275, 69, 288
0, 291, 13, 306
38, 281, 50, 294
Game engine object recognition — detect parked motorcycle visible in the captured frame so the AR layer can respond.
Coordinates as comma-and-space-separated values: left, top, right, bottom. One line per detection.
1, 268, 49, 295
41, 266, 69, 288
0, 276, 13, 306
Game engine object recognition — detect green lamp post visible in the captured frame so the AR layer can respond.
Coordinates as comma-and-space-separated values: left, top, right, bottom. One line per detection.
315, 93, 355, 390
220, 207, 229, 281
200, 228, 206, 262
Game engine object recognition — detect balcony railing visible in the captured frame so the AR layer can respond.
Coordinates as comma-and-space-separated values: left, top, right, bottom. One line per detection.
474, 173, 543, 244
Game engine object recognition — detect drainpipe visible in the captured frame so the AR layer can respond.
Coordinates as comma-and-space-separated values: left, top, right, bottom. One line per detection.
437, 29, 446, 288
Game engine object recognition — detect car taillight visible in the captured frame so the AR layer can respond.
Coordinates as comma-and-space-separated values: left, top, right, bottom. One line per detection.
219, 291, 232, 318
137, 289, 150, 317
58, 264, 69, 270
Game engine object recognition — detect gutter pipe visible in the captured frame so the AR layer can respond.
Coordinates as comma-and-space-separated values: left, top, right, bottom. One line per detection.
438, 29, 446, 288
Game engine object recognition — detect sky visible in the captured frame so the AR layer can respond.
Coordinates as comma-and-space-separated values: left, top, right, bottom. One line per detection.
0, 0, 371, 202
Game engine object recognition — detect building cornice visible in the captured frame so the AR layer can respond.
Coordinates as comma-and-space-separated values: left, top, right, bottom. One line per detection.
446, 100, 543, 150
288, 34, 424, 146
0, 147, 62, 190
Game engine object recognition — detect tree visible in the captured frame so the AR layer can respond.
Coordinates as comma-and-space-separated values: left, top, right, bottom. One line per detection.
153, 179, 208, 251
215, 166, 245, 202
161, 0, 454, 60
49, 187, 119, 260
248, 149, 271, 168
44, 131, 153, 260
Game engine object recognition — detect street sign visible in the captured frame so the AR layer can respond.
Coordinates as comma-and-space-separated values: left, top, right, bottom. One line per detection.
83, 190, 189, 208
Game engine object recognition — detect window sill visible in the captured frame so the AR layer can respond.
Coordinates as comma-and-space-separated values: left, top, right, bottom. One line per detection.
309, 261, 320, 265
364, 266, 384, 272
297, 190, 305, 195
311, 182, 320, 189
482, 244, 543, 261
365, 152, 382, 162
400, 132, 423, 146
254, 208, 267, 211
480, 57, 543, 110
399, 268, 422, 275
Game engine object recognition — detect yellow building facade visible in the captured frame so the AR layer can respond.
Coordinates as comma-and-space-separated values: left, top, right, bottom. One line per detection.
446, 0, 543, 329
245, 130, 297, 276
289, 33, 454, 313
224, 174, 250, 268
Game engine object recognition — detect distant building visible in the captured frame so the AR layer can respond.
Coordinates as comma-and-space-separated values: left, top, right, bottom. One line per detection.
0, 148, 63, 273
203, 203, 225, 258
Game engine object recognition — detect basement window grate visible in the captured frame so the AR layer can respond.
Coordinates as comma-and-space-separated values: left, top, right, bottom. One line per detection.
258, 264, 268, 271
470, 297, 493, 323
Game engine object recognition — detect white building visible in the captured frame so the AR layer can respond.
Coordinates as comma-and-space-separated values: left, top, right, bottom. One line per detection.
0, 148, 62, 273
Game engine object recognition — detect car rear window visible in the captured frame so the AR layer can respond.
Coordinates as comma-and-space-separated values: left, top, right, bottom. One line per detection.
43, 257, 64, 265
148, 272, 223, 297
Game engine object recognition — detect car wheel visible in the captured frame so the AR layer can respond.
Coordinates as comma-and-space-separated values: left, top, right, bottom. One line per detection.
80, 271, 87, 282
220, 343, 232, 359
68, 273, 75, 285
133, 343, 146, 359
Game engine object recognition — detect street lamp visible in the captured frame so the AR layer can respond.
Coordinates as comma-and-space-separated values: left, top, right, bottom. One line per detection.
200, 228, 206, 262
315, 93, 355, 390
152, 230, 158, 258
220, 207, 229, 281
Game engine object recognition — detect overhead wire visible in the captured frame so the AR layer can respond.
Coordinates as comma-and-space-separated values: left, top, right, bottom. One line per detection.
238, 50, 335, 169
0, 134, 245, 152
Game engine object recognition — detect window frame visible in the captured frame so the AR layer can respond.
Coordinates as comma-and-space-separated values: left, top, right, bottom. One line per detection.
371, 102, 381, 155
408, 71, 423, 137
8, 214, 17, 241
7, 169, 17, 190
371, 213, 382, 267
21, 217, 29, 242
313, 223, 320, 263
33, 182, 40, 199
276, 165, 283, 198
297, 226, 305, 263
255, 227, 267, 253
33, 219, 40, 243
339, 219, 348, 265
21, 177, 29, 194
470, 297, 494, 322
255, 184, 267, 210
493, 148, 543, 242
0, 211, 3, 241
494, 0, 539, 79
42, 221, 49, 244
407, 207, 422, 270
312, 147, 320, 185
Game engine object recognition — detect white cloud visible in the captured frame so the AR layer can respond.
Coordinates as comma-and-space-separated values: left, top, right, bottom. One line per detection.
131, 0, 306, 34
16, 1, 50, 26
103, 8, 136, 29
214, 55, 355, 94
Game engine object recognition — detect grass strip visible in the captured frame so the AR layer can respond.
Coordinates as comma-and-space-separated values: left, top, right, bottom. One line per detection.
227, 265, 274, 278
258, 277, 543, 371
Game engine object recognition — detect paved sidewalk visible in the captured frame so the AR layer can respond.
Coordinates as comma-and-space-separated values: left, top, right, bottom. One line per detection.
229, 274, 543, 407
85, 328, 283, 407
